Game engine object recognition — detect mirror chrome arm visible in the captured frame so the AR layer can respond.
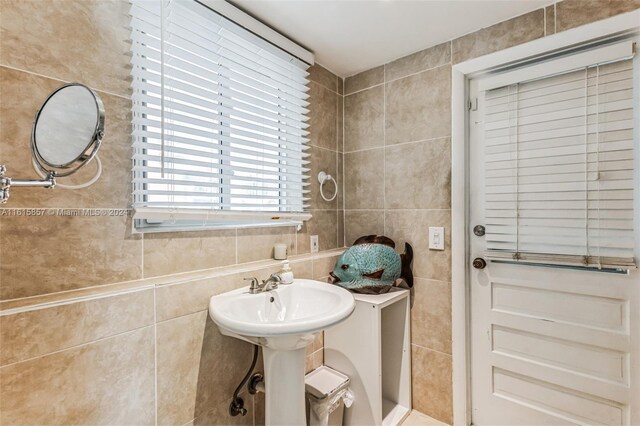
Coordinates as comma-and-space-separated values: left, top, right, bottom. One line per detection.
0, 165, 56, 204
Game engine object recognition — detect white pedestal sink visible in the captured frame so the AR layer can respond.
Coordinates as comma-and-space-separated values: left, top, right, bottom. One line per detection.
209, 279, 355, 426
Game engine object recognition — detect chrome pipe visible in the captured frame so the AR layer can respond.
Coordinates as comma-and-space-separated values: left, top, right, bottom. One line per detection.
7, 177, 56, 188
0, 165, 55, 204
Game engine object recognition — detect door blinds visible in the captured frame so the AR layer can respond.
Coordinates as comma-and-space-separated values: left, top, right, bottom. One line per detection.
482, 43, 636, 269
130, 0, 311, 227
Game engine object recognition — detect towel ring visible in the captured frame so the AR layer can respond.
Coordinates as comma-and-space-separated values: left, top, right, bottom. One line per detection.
318, 171, 338, 202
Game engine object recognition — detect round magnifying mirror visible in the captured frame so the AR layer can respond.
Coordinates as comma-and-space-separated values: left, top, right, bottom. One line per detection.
31, 83, 105, 178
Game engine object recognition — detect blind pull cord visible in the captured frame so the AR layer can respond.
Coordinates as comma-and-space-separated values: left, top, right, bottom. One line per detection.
514, 83, 520, 260
160, 0, 166, 179
595, 64, 602, 270
584, 67, 589, 262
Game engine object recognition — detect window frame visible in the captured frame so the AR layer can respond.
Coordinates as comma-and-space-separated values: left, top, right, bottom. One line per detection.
130, 0, 313, 233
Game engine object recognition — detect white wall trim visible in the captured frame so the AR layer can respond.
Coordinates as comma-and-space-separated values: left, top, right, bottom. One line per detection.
450, 9, 640, 426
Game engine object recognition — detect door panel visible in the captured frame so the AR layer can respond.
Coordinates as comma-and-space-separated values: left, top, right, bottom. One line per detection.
468, 78, 639, 426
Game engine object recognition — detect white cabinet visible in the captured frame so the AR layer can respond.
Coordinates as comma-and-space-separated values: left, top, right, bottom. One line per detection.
324, 289, 411, 426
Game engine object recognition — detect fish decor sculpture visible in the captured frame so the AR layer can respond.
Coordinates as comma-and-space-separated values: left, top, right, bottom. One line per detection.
329, 235, 413, 294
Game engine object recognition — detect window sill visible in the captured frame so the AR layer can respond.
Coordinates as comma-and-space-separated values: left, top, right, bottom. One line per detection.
132, 207, 312, 233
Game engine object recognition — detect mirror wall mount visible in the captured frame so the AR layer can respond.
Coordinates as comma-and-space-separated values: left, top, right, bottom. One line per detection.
0, 83, 105, 204
0, 164, 56, 203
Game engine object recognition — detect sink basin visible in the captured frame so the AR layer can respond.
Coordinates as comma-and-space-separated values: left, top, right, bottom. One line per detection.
209, 279, 355, 425
210, 278, 355, 345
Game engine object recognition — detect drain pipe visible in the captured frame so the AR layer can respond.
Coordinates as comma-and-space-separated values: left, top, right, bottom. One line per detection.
229, 344, 260, 416
248, 372, 265, 394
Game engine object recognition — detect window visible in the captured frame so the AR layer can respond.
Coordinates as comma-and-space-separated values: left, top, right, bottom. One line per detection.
480, 40, 636, 270
130, 0, 312, 231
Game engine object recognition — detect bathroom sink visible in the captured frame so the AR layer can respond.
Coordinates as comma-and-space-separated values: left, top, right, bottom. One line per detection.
209, 278, 355, 425
209, 278, 355, 344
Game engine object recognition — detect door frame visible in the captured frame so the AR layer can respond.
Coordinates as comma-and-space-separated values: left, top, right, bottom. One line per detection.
450, 10, 640, 426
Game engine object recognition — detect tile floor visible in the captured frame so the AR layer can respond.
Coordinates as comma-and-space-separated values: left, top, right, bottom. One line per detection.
401, 410, 450, 426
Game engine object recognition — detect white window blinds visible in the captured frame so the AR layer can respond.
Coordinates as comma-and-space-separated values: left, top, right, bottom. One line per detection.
482, 43, 636, 269
130, 0, 311, 229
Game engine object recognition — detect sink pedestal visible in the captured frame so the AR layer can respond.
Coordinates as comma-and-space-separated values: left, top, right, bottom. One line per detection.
263, 346, 306, 425
209, 279, 356, 426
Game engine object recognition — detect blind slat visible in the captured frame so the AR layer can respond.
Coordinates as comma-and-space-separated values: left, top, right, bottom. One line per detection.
134, 106, 310, 145
134, 42, 310, 109
134, 177, 309, 192
133, 142, 309, 169
133, 129, 310, 158
138, 166, 309, 187
131, 55, 310, 117
134, 153, 308, 176
141, 201, 309, 209
132, 82, 309, 131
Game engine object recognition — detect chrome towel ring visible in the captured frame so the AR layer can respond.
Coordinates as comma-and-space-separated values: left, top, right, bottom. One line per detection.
318, 171, 338, 202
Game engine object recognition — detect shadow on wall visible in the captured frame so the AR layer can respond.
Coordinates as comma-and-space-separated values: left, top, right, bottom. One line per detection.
195, 316, 255, 423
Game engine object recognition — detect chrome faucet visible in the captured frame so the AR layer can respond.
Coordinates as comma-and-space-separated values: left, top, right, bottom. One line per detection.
244, 273, 283, 294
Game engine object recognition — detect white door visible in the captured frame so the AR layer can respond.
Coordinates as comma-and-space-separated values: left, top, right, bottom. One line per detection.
468, 51, 639, 425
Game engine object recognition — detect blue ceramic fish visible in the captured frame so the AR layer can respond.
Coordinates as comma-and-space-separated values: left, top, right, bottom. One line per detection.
330, 235, 413, 294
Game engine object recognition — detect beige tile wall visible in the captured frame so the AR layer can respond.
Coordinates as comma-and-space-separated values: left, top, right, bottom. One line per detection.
341, 1, 639, 423
0, 253, 341, 426
0, 0, 344, 424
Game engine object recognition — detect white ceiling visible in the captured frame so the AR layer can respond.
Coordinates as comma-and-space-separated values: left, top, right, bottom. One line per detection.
233, 0, 550, 77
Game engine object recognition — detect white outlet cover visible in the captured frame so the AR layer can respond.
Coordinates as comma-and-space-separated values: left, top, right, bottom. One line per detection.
429, 227, 445, 250
310, 235, 319, 253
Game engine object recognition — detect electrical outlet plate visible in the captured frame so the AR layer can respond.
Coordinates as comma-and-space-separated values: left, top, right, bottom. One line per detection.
310, 235, 319, 253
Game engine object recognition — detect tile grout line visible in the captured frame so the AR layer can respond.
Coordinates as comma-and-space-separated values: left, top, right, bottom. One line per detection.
141, 232, 145, 280
345, 208, 452, 212
343, 134, 452, 154
411, 277, 452, 285
311, 251, 315, 278
0, 63, 130, 100
153, 284, 158, 426
295, 219, 299, 256
335, 90, 344, 247
382, 52, 454, 87
383, 64, 387, 235
341, 88, 346, 247
155, 309, 209, 327
0, 322, 154, 369
308, 76, 341, 96
345, 62, 452, 97
252, 389, 256, 426
344, 81, 385, 97
308, 143, 340, 153
381, 40, 451, 78
450, 40, 453, 64
410, 342, 453, 358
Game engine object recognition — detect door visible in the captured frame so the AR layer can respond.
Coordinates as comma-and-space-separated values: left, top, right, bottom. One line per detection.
468, 49, 639, 425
